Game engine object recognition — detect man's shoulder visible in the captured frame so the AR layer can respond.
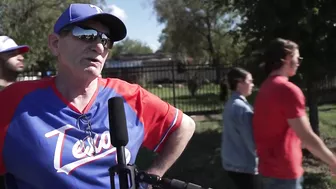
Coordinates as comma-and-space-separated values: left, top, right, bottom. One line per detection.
0, 78, 53, 99
3, 77, 52, 90
0, 78, 54, 123
278, 80, 303, 96
99, 77, 142, 94
99, 77, 132, 86
261, 77, 301, 93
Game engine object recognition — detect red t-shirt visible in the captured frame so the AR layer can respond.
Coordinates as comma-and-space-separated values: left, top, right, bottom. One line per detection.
253, 75, 306, 179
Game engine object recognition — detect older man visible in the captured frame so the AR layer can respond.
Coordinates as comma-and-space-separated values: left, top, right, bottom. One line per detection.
0, 3, 195, 189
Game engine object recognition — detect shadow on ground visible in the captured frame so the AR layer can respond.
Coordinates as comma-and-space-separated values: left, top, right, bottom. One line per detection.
136, 129, 231, 189
135, 128, 336, 189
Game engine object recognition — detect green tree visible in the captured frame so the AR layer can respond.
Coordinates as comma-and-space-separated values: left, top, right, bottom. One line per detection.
153, 0, 244, 67
230, 0, 336, 135
0, 0, 106, 75
110, 37, 153, 57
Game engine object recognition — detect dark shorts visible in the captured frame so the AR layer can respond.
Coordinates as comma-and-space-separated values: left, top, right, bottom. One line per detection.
225, 170, 262, 189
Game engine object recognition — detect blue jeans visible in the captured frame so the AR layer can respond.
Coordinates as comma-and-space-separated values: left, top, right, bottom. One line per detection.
261, 176, 303, 189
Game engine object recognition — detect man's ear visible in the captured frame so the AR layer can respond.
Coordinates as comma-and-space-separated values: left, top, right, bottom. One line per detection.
48, 33, 60, 56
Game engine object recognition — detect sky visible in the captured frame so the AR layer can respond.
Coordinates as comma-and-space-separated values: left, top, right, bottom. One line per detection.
104, 0, 165, 51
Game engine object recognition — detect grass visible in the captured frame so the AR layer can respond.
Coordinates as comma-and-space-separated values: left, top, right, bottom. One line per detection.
147, 84, 222, 113
135, 104, 336, 189
302, 105, 336, 189
319, 105, 336, 138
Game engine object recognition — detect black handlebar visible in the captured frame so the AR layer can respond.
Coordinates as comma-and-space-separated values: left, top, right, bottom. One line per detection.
109, 163, 213, 189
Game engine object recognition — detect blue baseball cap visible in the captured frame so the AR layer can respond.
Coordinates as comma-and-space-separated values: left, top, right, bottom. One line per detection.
0, 36, 29, 54
54, 3, 127, 42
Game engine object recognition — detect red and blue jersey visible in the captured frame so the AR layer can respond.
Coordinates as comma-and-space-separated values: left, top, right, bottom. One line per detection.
0, 77, 183, 189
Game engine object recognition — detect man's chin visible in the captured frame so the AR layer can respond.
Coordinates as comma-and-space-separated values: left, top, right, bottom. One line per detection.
13, 68, 25, 73
287, 69, 297, 77
84, 68, 102, 78
290, 71, 297, 77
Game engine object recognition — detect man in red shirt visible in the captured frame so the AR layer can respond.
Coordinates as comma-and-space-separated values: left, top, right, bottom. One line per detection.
253, 38, 336, 189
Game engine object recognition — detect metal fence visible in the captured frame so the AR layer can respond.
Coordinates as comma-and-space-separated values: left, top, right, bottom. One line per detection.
18, 62, 231, 115
17, 62, 336, 114
103, 62, 231, 115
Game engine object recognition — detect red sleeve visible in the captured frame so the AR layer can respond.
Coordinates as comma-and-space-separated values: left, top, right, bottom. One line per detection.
0, 88, 13, 174
140, 89, 183, 152
0, 79, 52, 174
282, 83, 306, 119
105, 78, 183, 153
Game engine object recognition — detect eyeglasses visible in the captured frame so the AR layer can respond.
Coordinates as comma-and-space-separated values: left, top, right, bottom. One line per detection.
298, 57, 303, 63
64, 25, 113, 49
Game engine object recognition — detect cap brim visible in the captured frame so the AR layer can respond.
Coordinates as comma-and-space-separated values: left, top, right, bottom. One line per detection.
70, 13, 127, 42
0, 45, 29, 54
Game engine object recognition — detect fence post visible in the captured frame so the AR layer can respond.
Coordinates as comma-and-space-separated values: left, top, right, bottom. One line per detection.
171, 61, 177, 107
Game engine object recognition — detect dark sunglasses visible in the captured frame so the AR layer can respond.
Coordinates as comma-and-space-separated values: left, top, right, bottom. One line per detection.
63, 26, 113, 49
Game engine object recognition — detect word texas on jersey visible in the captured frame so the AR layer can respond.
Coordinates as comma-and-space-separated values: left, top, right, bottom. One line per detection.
0, 77, 182, 189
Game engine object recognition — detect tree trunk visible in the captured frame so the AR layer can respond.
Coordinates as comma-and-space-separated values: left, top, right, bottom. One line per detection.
306, 80, 320, 136
204, 10, 222, 84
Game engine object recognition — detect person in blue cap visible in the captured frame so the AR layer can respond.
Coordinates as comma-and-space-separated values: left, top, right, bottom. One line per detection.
0, 3, 196, 189
0, 36, 29, 90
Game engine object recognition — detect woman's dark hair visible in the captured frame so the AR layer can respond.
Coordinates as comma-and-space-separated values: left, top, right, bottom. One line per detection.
263, 38, 299, 75
220, 67, 249, 101
227, 67, 250, 90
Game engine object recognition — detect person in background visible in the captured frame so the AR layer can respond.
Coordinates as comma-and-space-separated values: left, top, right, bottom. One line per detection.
221, 67, 260, 189
219, 77, 229, 102
0, 36, 29, 90
253, 38, 336, 189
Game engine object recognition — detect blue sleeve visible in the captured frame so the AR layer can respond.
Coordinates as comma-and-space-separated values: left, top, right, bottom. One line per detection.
233, 101, 256, 156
